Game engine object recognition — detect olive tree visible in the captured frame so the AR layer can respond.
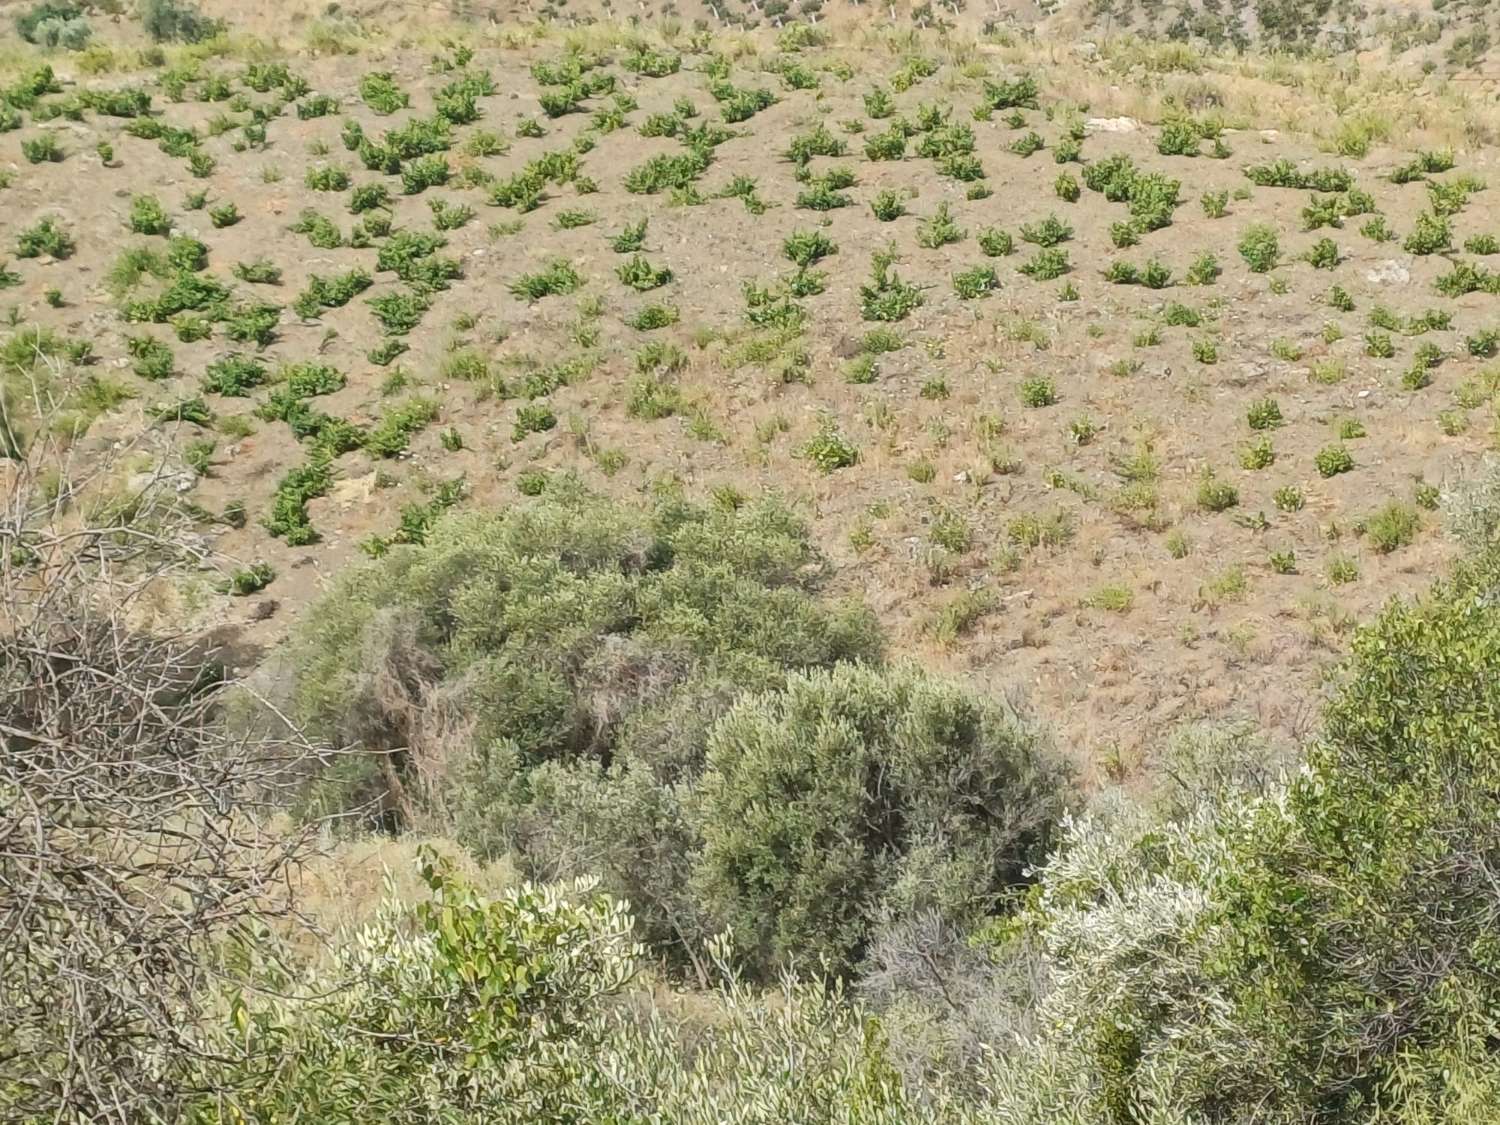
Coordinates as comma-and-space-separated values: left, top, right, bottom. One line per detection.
692, 663, 1071, 980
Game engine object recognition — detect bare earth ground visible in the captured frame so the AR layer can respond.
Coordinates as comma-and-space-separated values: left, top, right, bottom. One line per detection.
3, 23, 1496, 781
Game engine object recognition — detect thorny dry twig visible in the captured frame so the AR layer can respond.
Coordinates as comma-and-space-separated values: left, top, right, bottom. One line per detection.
0, 358, 334, 1122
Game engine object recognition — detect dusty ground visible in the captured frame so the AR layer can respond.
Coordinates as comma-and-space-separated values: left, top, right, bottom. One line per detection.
3, 21, 1496, 780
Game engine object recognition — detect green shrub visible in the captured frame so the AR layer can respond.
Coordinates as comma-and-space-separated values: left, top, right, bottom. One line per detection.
128, 195, 171, 236
512, 402, 556, 442
694, 663, 1067, 979
289, 209, 342, 249
1009, 130, 1044, 157
208, 202, 240, 228
782, 229, 837, 269
511, 260, 582, 301
222, 561, 274, 595
801, 419, 858, 471
1364, 501, 1420, 552
1196, 470, 1238, 512
918, 203, 964, 248
201, 354, 266, 396
17, 3, 91, 48
870, 189, 906, 222
1239, 436, 1275, 470
864, 127, 906, 161
305, 165, 350, 192
615, 255, 672, 291
1244, 158, 1353, 191
1305, 237, 1340, 269
21, 134, 64, 163
265, 453, 332, 544
127, 334, 174, 380
1315, 443, 1355, 477
287, 489, 882, 957
610, 219, 648, 252
859, 262, 924, 322
1018, 247, 1069, 280
222, 302, 280, 348
1020, 213, 1072, 247
987, 544, 1500, 1119
953, 265, 999, 299
358, 71, 409, 115
978, 227, 1014, 256
16, 218, 73, 259
141, 0, 220, 42
363, 397, 438, 457
1019, 375, 1057, 407
795, 179, 852, 211
1239, 224, 1279, 272
233, 258, 281, 285
624, 150, 709, 195
1403, 210, 1452, 255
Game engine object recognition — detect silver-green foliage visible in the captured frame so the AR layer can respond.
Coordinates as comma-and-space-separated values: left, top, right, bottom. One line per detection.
693, 663, 1068, 981
193, 858, 944, 1123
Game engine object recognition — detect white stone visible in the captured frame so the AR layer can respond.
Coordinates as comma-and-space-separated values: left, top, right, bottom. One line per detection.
1366, 259, 1411, 286
1084, 116, 1140, 135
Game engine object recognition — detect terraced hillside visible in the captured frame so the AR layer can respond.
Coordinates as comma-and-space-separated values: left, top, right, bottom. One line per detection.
4, 20, 1499, 771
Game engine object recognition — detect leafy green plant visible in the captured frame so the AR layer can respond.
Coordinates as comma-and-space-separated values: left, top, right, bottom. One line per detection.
624, 150, 709, 195
1009, 131, 1044, 157
1305, 237, 1340, 269
917, 203, 964, 249
221, 561, 274, 595
1326, 552, 1358, 583
201, 354, 266, 396
801, 418, 858, 471
127, 335, 174, 380
612, 294, 676, 332
359, 71, 409, 115
860, 261, 924, 321
128, 195, 172, 236
1273, 483, 1305, 511
512, 401, 557, 442
616, 255, 672, 291
609, 219, 648, 253
289, 209, 342, 249
870, 190, 906, 222
22, 134, 64, 163
1020, 213, 1073, 247
783, 229, 837, 269
1364, 501, 1419, 552
1019, 247, 1069, 280
1239, 224, 1279, 272
305, 165, 350, 192
510, 260, 582, 301
15, 218, 73, 259
1196, 470, 1239, 512
1404, 211, 1452, 255
1019, 375, 1058, 408
208, 202, 240, 228
232, 258, 281, 285
367, 291, 431, 335
1315, 443, 1355, 477
1240, 436, 1276, 470
953, 265, 999, 299
978, 227, 1014, 256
